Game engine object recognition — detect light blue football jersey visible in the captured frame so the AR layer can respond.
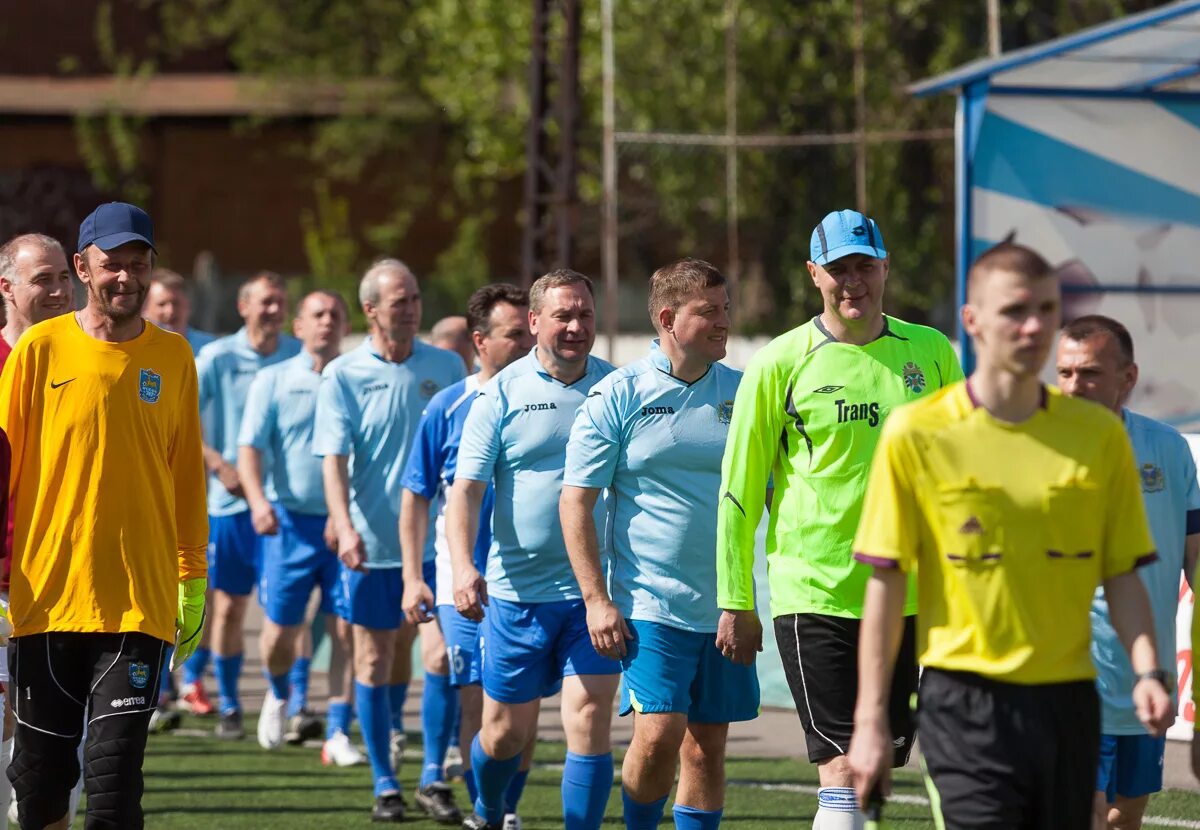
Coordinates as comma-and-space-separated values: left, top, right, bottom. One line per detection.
186, 327, 216, 356
1091, 408, 1200, 734
312, 339, 465, 567
564, 341, 741, 632
197, 328, 302, 516
237, 351, 327, 516
456, 347, 614, 602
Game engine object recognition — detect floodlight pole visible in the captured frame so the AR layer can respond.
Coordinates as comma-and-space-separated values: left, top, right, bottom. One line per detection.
853, 0, 867, 213
724, 0, 740, 294
601, 0, 618, 361
987, 0, 1002, 56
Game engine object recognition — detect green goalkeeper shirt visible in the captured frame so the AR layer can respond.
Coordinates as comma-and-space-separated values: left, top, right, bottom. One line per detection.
717, 315, 962, 619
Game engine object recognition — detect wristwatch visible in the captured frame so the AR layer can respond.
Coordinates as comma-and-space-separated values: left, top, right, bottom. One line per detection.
1135, 669, 1169, 687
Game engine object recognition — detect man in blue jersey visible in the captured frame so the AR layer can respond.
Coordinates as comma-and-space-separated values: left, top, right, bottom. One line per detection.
448, 269, 618, 830
237, 290, 361, 763
1055, 315, 1200, 830
144, 269, 215, 355
561, 259, 759, 830
314, 258, 465, 822
193, 271, 301, 738
401, 284, 537, 827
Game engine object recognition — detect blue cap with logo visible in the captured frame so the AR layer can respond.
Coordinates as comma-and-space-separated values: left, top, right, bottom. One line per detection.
809, 209, 886, 266
77, 202, 156, 254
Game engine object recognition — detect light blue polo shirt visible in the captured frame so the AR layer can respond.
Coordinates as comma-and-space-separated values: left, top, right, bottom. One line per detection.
564, 341, 741, 632
186, 327, 216, 356
197, 328, 302, 516
1091, 408, 1200, 734
312, 338, 465, 567
456, 348, 614, 603
237, 351, 327, 516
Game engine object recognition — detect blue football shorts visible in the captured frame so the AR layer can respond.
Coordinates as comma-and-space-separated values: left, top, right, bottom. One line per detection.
257, 507, 338, 627
208, 510, 260, 596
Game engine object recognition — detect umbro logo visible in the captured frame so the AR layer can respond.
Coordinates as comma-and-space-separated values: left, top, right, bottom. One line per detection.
813, 385, 844, 394
892, 737, 906, 747
960, 516, 983, 535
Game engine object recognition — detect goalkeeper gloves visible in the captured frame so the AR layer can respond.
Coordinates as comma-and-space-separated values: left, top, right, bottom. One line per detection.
0, 603, 10, 647
170, 577, 207, 671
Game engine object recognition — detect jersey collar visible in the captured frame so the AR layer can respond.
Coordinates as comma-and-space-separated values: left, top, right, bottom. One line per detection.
964, 379, 1049, 412
649, 338, 711, 386
529, 346, 595, 387
810, 314, 906, 353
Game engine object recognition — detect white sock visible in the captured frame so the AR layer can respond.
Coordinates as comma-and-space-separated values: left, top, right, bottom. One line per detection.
814, 787, 864, 830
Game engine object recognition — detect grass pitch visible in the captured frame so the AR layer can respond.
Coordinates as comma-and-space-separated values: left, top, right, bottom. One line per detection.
62, 714, 1200, 828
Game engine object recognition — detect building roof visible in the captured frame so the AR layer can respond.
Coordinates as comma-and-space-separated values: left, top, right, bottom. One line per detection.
0, 73, 423, 117
911, 0, 1200, 97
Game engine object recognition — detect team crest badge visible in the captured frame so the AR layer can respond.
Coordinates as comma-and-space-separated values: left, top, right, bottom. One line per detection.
420, 379, 439, 399
1140, 463, 1165, 493
128, 661, 150, 689
138, 369, 161, 404
902, 361, 926, 394
717, 400, 734, 424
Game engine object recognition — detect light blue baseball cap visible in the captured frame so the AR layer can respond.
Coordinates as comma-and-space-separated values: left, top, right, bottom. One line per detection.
810, 209, 886, 266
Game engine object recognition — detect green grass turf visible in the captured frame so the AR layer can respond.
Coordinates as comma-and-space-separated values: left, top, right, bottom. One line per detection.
63, 715, 1200, 828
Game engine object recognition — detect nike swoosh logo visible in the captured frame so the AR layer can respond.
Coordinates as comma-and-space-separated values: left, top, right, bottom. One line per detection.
50, 378, 75, 389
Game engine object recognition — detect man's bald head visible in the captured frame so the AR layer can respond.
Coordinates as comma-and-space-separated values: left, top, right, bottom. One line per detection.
431, 315, 473, 371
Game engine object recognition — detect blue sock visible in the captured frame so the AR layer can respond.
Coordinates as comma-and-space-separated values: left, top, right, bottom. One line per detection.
182, 646, 210, 686
327, 700, 352, 739
288, 657, 312, 718
505, 768, 530, 813
562, 751, 614, 830
419, 673, 455, 788
214, 653, 243, 714
470, 733, 520, 824
264, 670, 289, 703
355, 681, 398, 796
464, 765, 479, 804
388, 683, 408, 732
672, 804, 723, 829
623, 789, 668, 829
159, 648, 175, 698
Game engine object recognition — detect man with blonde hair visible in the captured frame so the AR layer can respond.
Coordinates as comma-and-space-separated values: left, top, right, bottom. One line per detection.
563, 259, 758, 830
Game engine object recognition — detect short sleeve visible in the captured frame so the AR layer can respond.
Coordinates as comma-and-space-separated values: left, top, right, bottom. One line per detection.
1101, 423, 1157, 579
195, 347, 219, 441
237, 370, 276, 451
563, 386, 622, 490
853, 415, 923, 572
939, 336, 965, 387
401, 402, 450, 499
312, 370, 354, 457
1181, 441, 1200, 535
456, 387, 503, 484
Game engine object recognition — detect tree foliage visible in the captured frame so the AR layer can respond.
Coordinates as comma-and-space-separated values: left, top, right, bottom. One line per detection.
128, 0, 1173, 330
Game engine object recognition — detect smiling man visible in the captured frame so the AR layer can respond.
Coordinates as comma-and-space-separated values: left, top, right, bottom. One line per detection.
716, 210, 961, 829
0, 202, 207, 828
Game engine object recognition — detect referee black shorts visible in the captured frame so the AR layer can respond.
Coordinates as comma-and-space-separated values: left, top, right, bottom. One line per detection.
8, 631, 168, 830
774, 612, 917, 765
918, 667, 1100, 830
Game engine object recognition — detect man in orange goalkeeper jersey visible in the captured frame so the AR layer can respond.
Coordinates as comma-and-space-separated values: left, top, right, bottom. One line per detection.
0, 202, 208, 829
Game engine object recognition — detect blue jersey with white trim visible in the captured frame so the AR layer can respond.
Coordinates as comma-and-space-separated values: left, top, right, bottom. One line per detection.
197, 328, 301, 516
401, 374, 495, 603
238, 351, 326, 516
312, 339, 465, 567
565, 341, 741, 632
1091, 409, 1200, 734
456, 348, 614, 602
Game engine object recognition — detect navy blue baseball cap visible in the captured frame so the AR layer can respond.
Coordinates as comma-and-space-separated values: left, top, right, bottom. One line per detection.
76, 202, 156, 253
809, 209, 886, 266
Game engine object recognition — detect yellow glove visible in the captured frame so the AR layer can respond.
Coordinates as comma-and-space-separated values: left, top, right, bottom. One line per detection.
0, 603, 11, 647
170, 577, 206, 671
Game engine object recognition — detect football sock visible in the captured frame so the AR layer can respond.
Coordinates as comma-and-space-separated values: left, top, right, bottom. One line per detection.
388, 682, 408, 732
464, 764, 479, 804
471, 733, 520, 825
182, 646, 211, 686
505, 768, 530, 812
214, 653, 243, 713
815, 788, 862, 830
420, 673, 454, 788
355, 682, 398, 796
673, 804, 723, 829
562, 751, 614, 830
287, 656, 311, 717
265, 670, 289, 704
622, 789, 668, 830
326, 700, 352, 740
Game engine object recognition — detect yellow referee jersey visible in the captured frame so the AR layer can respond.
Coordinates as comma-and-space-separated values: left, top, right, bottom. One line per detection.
0, 314, 208, 643
854, 381, 1155, 685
